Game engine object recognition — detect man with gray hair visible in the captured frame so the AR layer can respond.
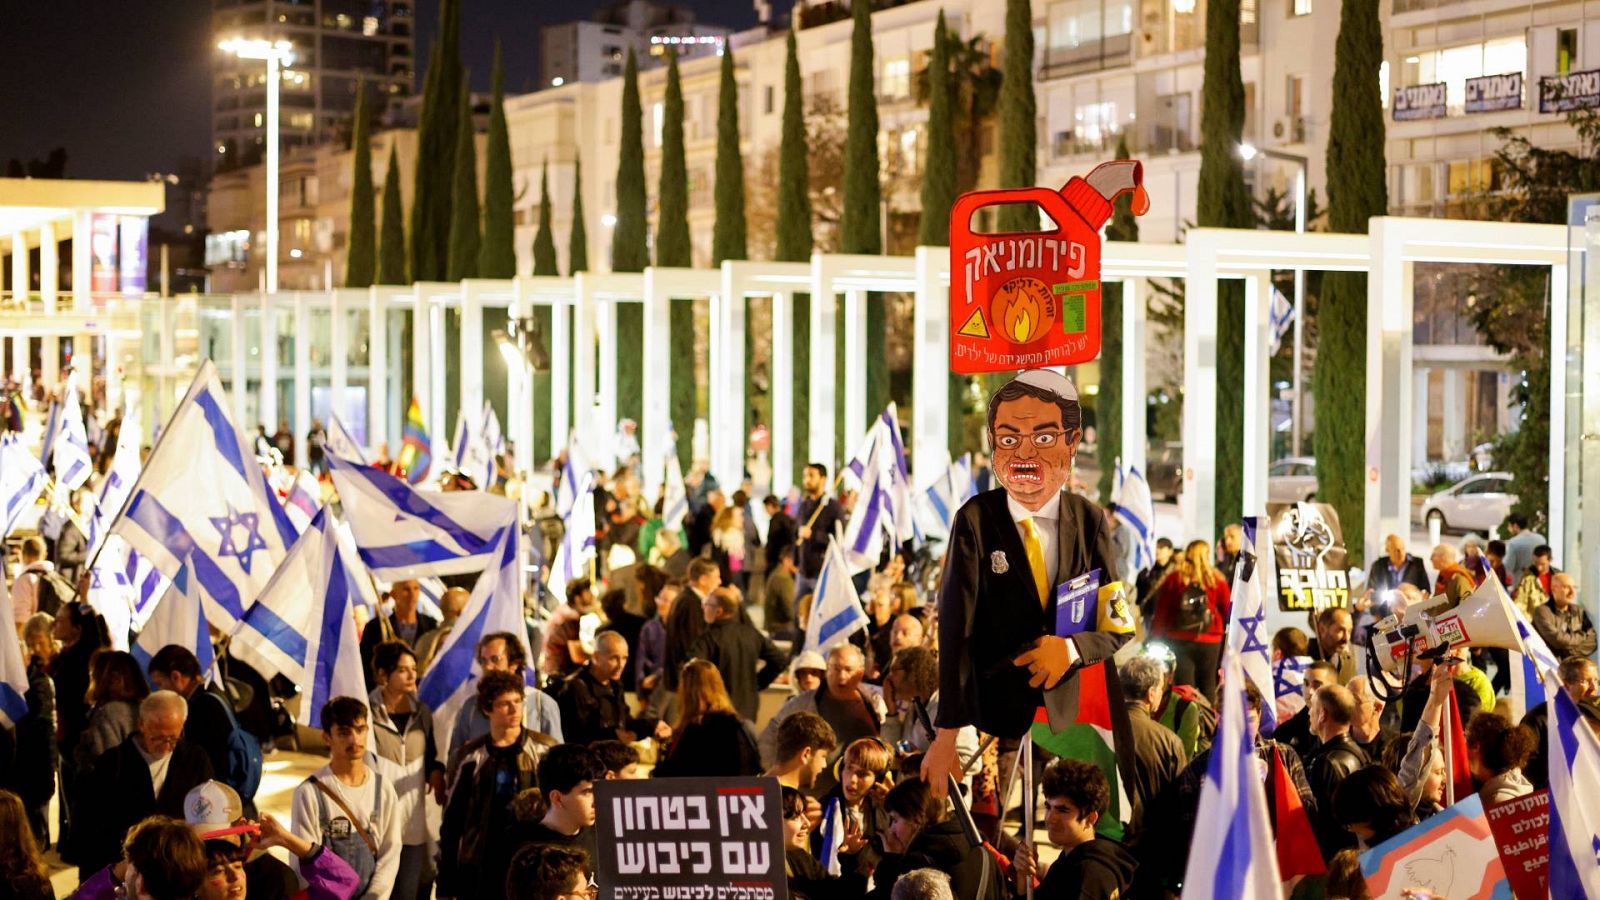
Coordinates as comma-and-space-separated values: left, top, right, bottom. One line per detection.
891, 868, 955, 900
79, 689, 215, 876
1346, 675, 1395, 761
759, 642, 887, 782
1118, 655, 1187, 846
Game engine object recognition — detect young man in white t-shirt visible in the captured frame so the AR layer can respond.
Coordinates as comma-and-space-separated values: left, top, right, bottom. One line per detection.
290, 696, 402, 900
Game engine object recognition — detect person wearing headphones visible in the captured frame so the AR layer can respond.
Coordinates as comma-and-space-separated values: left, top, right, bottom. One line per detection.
812, 737, 894, 872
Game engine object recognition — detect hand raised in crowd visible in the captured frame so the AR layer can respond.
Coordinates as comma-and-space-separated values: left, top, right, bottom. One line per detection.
840, 815, 868, 855
255, 812, 315, 859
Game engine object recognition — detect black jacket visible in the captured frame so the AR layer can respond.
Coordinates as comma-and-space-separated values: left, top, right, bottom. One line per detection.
688, 619, 787, 721
6, 661, 56, 813
359, 612, 440, 688
868, 819, 1004, 900
655, 711, 762, 778
766, 512, 798, 570
555, 667, 657, 747
80, 734, 214, 875
1274, 706, 1317, 763
1366, 554, 1432, 594
796, 496, 842, 578
55, 522, 88, 586
183, 685, 241, 791
662, 586, 710, 691
1039, 838, 1138, 900
1305, 732, 1368, 859
936, 488, 1127, 738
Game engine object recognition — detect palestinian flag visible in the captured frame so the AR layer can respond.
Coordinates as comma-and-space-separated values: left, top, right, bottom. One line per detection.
1030, 658, 1139, 841
396, 395, 432, 485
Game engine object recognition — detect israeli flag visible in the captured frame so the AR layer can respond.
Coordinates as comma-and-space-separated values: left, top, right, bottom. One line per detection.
1112, 463, 1156, 574
132, 564, 217, 683
1545, 668, 1600, 899
326, 451, 516, 580
52, 380, 93, 491
0, 579, 29, 728
283, 469, 322, 533
480, 402, 504, 487
661, 448, 689, 532
802, 538, 869, 656
87, 552, 135, 652
818, 796, 846, 877
547, 475, 597, 603
1268, 287, 1294, 357
1, 432, 48, 538
38, 397, 61, 464
920, 452, 977, 538
325, 414, 367, 465
450, 407, 483, 475
87, 406, 142, 557
418, 524, 526, 755
557, 434, 592, 517
1227, 516, 1277, 737
840, 411, 918, 573
111, 362, 299, 629
1181, 649, 1284, 899
230, 508, 368, 728
1509, 604, 1561, 721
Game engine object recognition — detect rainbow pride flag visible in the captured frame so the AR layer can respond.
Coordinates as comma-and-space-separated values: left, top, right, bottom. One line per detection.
396, 395, 432, 485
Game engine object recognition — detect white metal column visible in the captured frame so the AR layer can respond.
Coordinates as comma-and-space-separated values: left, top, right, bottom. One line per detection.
368, 288, 389, 452
508, 282, 534, 476
1364, 219, 1415, 565
1241, 272, 1272, 514
429, 294, 447, 442
10, 232, 29, 304
572, 274, 597, 459
460, 281, 484, 431
596, 299, 619, 472
38, 222, 57, 312
1412, 367, 1429, 470
1547, 262, 1569, 564
808, 256, 837, 471
72, 210, 92, 312
715, 268, 747, 490
7, 336, 25, 386
1180, 238, 1218, 541
771, 290, 794, 497
842, 289, 868, 458
231, 294, 248, 424
41, 337, 59, 389
330, 290, 348, 428
911, 246, 949, 483
551, 295, 572, 452
411, 289, 431, 430
642, 271, 671, 493
293, 294, 311, 468
260, 294, 279, 433
1120, 278, 1148, 475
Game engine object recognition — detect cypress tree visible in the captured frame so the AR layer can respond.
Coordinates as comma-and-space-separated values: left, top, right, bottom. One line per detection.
1317, 0, 1386, 562
712, 46, 747, 266
996, 0, 1037, 232
446, 82, 479, 281
612, 49, 649, 272
841, 0, 887, 429
919, 12, 955, 248
377, 142, 406, 284
569, 158, 588, 274
1098, 134, 1139, 503
532, 160, 559, 276
478, 45, 516, 278
344, 81, 375, 288
776, 29, 813, 483
840, 0, 881, 254
1197, 0, 1252, 535
656, 49, 691, 267
409, 0, 462, 281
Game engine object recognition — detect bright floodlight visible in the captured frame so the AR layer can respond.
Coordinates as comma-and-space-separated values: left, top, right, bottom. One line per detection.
218, 37, 295, 63
1238, 143, 1259, 161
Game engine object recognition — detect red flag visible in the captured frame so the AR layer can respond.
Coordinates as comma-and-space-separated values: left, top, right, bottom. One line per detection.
1271, 747, 1326, 879
1443, 686, 1474, 804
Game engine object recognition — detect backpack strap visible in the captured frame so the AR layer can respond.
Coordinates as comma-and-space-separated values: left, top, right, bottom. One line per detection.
310, 776, 379, 856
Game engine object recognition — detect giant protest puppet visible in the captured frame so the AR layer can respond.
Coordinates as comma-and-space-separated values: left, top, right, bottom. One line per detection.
922, 160, 1148, 799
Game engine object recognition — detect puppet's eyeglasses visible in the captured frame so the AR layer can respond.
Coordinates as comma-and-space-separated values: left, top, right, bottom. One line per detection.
993, 431, 1072, 449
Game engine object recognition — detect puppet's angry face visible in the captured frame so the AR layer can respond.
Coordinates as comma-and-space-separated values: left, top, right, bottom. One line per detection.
989, 394, 1077, 510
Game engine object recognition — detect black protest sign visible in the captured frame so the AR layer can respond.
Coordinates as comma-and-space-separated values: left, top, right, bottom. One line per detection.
595, 776, 788, 900
1266, 501, 1350, 612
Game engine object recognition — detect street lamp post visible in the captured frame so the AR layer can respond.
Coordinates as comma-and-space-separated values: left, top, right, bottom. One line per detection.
1240, 143, 1309, 456
219, 38, 295, 294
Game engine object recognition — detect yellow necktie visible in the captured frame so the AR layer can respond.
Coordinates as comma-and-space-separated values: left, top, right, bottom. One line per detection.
1021, 517, 1049, 610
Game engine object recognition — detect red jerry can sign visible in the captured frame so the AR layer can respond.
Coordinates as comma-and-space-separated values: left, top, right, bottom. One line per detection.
948, 159, 1148, 374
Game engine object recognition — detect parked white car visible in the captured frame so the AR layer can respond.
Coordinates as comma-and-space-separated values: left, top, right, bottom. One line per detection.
1420, 472, 1518, 535
1268, 457, 1319, 503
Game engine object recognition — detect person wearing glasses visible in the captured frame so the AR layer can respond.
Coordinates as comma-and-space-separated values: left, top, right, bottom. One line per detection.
78, 691, 214, 879
921, 370, 1131, 800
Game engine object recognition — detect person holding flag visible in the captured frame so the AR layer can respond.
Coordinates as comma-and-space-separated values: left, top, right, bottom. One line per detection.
1011, 758, 1138, 899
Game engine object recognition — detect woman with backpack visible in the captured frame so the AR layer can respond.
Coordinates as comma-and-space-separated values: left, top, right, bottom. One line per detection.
1150, 540, 1231, 698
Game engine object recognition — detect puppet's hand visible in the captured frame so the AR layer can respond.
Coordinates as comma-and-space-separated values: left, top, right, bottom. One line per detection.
920, 729, 962, 800
1013, 635, 1077, 690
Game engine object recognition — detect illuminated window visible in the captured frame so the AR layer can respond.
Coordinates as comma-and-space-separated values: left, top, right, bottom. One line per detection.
1405, 37, 1526, 112
1074, 100, 1117, 146
652, 101, 664, 147
1291, 0, 1311, 16
881, 58, 910, 99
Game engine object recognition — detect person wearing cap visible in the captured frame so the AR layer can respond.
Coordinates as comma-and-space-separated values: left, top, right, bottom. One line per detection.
921, 371, 1132, 799
184, 781, 361, 900
79, 690, 215, 879
790, 650, 827, 695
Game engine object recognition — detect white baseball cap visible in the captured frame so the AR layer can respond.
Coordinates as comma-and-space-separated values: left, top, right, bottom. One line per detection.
792, 650, 827, 674
184, 781, 255, 841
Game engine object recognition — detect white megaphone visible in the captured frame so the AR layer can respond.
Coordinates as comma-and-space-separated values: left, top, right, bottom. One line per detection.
1364, 576, 1527, 679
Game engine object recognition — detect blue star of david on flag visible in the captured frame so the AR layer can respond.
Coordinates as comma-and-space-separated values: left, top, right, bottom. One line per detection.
209, 503, 269, 575
1237, 605, 1269, 657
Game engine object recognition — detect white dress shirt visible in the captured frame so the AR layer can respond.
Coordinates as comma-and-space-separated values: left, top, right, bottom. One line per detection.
1007, 492, 1061, 590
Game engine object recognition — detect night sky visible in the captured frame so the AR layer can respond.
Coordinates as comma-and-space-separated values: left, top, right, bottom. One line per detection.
0, 0, 763, 185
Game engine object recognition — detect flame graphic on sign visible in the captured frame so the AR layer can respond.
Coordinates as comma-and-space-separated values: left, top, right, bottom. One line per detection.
1001, 286, 1042, 343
